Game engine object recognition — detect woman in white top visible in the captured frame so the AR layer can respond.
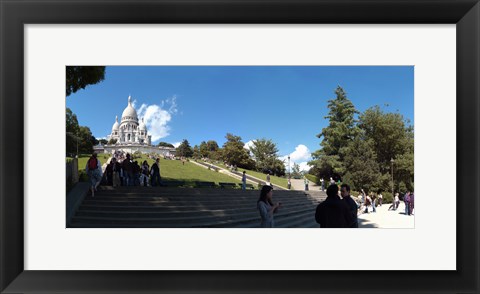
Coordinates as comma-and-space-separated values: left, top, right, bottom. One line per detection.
257, 185, 281, 228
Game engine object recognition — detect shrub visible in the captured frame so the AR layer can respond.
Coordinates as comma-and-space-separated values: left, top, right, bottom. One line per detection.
305, 174, 319, 185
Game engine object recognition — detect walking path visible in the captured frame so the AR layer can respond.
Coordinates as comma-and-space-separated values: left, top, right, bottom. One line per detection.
290, 178, 320, 191
358, 202, 415, 228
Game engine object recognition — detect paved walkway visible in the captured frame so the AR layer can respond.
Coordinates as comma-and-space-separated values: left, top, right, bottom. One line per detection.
290, 178, 321, 191
358, 202, 415, 228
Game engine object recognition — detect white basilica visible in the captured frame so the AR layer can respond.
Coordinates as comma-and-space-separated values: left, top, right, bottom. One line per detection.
108, 96, 152, 145
96, 96, 175, 156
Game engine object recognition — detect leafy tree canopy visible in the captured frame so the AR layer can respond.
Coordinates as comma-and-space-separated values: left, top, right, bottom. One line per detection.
66, 66, 106, 96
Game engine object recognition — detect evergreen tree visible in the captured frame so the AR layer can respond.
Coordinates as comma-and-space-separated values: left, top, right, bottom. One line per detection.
309, 86, 359, 179
221, 133, 254, 169
249, 138, 279, 172
176, 139, 194, 158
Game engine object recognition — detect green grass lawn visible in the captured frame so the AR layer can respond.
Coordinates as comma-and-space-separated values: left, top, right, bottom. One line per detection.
66, 153, 111, 172
203, 161, 289, 189
129, 154, 242, 186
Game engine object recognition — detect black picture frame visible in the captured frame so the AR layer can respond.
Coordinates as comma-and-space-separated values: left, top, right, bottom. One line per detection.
1, 0, 478, 293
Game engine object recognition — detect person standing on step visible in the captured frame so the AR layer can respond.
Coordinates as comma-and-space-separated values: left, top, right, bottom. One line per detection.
315, 184, 353, 228
304, 177, 309, 191
288, 177, 291, 190
122, 153, 133, 186
85, 152, 102, 197
320, 178, 325, 192
111, 158, 121, 187
266, 172, 271, 187
378, 191, 383, 206
150, 158, 161, 186
404, 191, 411, 215
340, 184, 358, 228
141, 160, 150, 186
242, 171, 247, 190
257, 185, 281, 228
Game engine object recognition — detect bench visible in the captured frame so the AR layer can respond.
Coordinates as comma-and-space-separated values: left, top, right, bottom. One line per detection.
219, 182, 238, 189
195, 181, 216, 188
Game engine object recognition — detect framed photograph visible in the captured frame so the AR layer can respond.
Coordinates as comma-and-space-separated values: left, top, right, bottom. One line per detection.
1, 0, 478, 293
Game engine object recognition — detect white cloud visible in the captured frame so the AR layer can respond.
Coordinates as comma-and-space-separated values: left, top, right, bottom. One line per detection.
133, 96, 178, 142
244, 140, 255, 150
298, 161, 312, 172
289, 144, 311, 162
172, 142, 182, 148
280, 144, 312, 172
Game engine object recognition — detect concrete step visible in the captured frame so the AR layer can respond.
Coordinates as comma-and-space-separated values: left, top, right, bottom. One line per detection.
70, 205, 317, 228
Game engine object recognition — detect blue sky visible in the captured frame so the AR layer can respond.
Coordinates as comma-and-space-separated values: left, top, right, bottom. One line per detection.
66, 66, 414, 170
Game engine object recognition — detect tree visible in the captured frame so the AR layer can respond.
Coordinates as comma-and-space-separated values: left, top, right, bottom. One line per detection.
249, 138, 279, 173
77, 126, 95, 154
107, 138, 117, 145
176, 139, 193, 158
309, 86, 359, 179
66, 108, 80, 155
291, 163, 302, 179
98, 139, 108, 145
158, 142, 175, 148
358, 106, 411, 172
192, 145, 201, 159
341, 136, 382, 192
221, 133, 255, 169
66, 66, 106, 96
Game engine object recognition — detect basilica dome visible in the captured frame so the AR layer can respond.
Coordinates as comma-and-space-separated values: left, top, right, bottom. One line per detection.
112, 116, 119, 131
121, 96, 138, 121
139, 118, 147, 131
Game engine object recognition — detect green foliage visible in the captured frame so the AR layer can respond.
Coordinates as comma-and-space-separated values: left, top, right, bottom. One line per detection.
66, 66, 106, 96
309, 86, 359, 178
221, 133, 255, 169
98, 139, 108, 145
291, 162, 303, 179
66, 108, 80, 155
249, 138, 280, 173
310, 86, 414, 196
305, 174, 318, 185
176, 139, 194, 158
77, 126, 95, 154
199, 140, 220, 159
158, 142, 175, 148
107, 138, 117, 145
341, 137, 382, 192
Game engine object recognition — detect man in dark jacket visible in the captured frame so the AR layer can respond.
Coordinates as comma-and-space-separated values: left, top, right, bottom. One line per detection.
340, 184, 359, 228
315, 184, 353, 228
150, 158, 161, 186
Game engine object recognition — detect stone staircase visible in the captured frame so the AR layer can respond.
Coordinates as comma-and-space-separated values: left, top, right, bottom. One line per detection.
69, 186, 326, 228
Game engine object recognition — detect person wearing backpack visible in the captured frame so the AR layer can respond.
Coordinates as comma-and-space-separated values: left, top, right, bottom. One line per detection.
85, 152, 102, 197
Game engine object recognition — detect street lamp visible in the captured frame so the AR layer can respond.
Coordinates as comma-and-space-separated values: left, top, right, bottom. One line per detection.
288, 156, 290, 178
391, 158, 394, 208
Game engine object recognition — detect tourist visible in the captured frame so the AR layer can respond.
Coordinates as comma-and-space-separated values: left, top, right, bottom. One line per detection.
395, 193, 400, 210
133, 161, 141, 186
409, 192, 414, 215
242, 171, 247, 190
257, 185, 281, 228
320, 178, 325, 191
150, 158, 161, 186
85, 152, 102, 197
378, 191, 383, 206
315, 184, 353, 228
122, 153, 133, 186
404, 191, 411, 215
287, 177, 291, 190
112, 158, 121, 187
105, 158, 114, 186
340, 184, 358, 228
141, 160, 150, 186
266, 172, 271, 186
371, 193, 376, 213
329, 177, 335, 185
304, 177, 309, 191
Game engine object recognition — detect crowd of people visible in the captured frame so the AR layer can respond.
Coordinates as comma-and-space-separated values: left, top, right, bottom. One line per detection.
256, 181, 415, 228
85, 152, 163, 196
